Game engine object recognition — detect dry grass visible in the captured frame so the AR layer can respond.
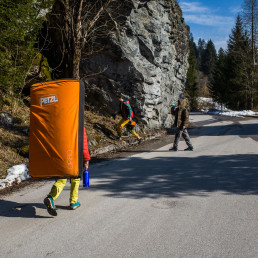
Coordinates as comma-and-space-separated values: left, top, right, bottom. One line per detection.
84, 109, 120, 143
84, 108, 145, 152
0, 104, 30, 179
85, 111, 116, 138
253, 106, 258, 112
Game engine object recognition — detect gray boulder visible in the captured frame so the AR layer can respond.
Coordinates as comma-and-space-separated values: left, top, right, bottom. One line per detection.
81, 0, 189, 129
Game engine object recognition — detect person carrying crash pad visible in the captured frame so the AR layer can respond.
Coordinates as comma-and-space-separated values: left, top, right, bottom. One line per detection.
44, 127, 91, 216
169, 98, 193, 151
112, 94, 142, 143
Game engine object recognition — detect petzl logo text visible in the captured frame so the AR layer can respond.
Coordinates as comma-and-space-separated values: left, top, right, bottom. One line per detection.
40, 95, 58, 107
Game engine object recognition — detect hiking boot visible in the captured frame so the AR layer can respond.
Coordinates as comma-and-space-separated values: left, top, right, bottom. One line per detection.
169, 147, 178, 151
184, 146, 193, 151
44, 195, 57, 216
70, 202, 81, 210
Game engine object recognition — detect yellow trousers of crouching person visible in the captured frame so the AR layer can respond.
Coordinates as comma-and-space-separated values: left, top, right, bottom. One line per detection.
49, 178, 80, 204
116, 119, 139, 138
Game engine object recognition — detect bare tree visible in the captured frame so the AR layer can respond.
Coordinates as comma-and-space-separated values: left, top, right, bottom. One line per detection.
241, 0, 257, 65
241, 0, 258, 109
46, 0, 121, 79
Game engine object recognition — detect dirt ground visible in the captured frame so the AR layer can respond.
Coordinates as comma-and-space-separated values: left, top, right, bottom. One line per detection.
91, 134, 173, 163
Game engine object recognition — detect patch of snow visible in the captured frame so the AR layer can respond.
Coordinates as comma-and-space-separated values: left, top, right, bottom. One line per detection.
219, 110, 258, 117
198, 97, 258, 117
198, 97, 228, 111
0, 164, 30, 190
198, 97, 213, 103
0, 112, 14, 127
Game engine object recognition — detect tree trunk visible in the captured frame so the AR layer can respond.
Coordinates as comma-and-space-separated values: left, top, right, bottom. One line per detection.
73, 46, 81, 79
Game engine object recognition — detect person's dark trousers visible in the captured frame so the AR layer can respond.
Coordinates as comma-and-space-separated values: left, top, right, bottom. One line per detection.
173, 128, 192, 149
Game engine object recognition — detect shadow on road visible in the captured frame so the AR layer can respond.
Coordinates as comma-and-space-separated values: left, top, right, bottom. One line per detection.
190, 122, 258, 142
0, 200, 52, 218
82, 154, 258, 199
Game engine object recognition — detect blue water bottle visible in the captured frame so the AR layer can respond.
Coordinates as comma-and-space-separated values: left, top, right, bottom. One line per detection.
83, 169, 89, 187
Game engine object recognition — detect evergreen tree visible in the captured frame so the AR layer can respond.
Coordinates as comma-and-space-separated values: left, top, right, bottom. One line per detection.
241, 0, 258, 109
227, 15, 252, 110
185, 33, 199, 110
197, 38, 206, 71
209, 48, 228, 108
0, 0, 52, 99
241, 0, 257, 66
202, 40, 217, 80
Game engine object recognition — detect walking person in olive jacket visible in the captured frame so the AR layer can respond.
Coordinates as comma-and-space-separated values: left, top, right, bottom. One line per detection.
169, 98, 193, 151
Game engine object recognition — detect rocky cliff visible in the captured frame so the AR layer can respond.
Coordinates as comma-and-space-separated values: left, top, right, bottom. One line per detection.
41, 0, 189, 129
81, 0, 189, 129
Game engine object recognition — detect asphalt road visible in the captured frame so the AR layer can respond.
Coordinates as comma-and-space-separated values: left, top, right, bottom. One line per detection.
1, 113, 258, 258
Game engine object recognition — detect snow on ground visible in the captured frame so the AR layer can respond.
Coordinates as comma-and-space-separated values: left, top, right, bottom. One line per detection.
198, 97, 258, 117
219, 110, 258, 117
198, 97, 228, 111
0, 164, 29, 190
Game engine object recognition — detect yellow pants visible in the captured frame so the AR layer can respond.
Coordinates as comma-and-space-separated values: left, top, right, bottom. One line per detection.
116, 118, 139, 138
49, 178, 80, 204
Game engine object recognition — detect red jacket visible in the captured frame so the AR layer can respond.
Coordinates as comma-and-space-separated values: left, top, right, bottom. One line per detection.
83, 127, 91, 161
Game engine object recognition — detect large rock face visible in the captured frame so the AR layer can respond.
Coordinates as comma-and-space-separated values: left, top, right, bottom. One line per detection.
82, 0, 189, 129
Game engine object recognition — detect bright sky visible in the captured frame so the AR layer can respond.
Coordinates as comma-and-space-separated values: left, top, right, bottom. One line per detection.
180, 0, 244, 51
